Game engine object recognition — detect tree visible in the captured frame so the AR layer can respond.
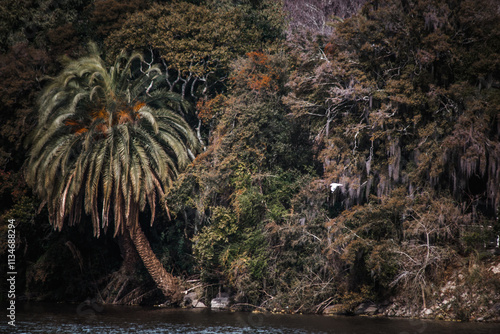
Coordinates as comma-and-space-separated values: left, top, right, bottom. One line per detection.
103, 1, 287, 149
285, 0, 500, 211
167, 51, 326, 311
87, 0, 151, 42
0, 43, 51, 170
284, 0, 366, 35
0, 0, 90, 52
284, 0, 500, 314
25, 44, 199, 304
105, 2, 247, 97
105, 1, 285, 106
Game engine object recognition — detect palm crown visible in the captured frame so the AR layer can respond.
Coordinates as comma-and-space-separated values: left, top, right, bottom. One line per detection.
26, 45, 199, 237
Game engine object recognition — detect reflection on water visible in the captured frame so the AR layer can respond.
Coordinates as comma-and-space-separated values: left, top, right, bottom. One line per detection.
1, 302, 499, 334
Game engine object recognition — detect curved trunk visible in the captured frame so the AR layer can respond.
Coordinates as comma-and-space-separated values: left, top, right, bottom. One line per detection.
128, 224, 183, 304
116, 232, 141, 275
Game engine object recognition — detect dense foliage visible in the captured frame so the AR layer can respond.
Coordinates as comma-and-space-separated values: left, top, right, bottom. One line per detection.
1, 0, 499, 320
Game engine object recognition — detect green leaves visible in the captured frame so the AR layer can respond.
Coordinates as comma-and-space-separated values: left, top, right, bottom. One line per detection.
106, 2, 247, 76
25, 45, 199, 237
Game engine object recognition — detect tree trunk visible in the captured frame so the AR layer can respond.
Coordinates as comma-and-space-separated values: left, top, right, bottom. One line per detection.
116, 232, 141, 275
128, 224, 183, 304
100, 232, 143, 304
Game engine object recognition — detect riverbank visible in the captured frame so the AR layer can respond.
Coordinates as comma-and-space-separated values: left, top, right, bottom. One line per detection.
323, 257, 500, 323
179, 256, 500, 323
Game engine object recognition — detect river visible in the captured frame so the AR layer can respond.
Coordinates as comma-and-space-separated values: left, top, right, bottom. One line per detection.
2, 302, 499, 333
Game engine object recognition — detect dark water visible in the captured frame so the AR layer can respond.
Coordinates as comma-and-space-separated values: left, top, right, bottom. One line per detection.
2, 303, 499, 334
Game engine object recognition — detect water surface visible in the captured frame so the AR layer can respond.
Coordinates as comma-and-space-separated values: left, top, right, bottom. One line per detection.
2, 303, 499, 334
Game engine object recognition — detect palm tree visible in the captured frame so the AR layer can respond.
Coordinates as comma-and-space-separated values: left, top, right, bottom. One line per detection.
25, 44, 199, 303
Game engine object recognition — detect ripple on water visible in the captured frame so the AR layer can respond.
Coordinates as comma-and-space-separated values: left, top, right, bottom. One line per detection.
2, 303, 499, 334
10, 322, 320, 334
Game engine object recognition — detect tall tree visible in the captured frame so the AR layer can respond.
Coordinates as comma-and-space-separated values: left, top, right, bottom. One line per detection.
25, 44, 199, 303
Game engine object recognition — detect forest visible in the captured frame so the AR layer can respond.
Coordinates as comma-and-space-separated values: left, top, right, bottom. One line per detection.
0, 0, 499, 322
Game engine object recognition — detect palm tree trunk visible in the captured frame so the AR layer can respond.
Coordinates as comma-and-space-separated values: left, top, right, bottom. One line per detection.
128, 225, 183, 304
116, 232, 141, 275
101, 233, 141, 305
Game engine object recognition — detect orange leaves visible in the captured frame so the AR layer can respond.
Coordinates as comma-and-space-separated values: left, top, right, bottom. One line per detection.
117, 109, 133, 124
324, 42, 336, 56
74, 127, 89, 135
118, 101, 144, 124
90, 107, 111, 135
196, 94, 225, 124
91, 108, 109, 120
231, 51, 283, 93
64, 119, 80, 127
92, 101, 144, 127
133, 101, 145, 112
95, 124, 108, 134
64, 119, 88, 136
65, 101, 145, 136
248, 74, 273, 91
246, 51, 269, 66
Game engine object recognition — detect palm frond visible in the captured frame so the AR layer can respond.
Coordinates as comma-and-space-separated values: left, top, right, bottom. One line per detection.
25, 45, 200, 236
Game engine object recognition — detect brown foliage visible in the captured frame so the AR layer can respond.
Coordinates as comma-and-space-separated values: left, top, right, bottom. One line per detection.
46, 23, 82, 56
0, 43, 51, 168
231, 51, 286, 94
196, 94, 226, 125
89, 0, 151, 41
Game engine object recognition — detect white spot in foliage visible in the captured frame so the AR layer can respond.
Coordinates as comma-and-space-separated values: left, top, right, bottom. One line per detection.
330, 183, 343, 192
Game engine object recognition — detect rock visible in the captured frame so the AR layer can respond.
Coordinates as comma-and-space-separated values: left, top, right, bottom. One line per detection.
211, 297, 230, 309
364, 305, 378, 315
183, 291, 207, 308
182, 292, 198, 307
441, 281, 456, 293
355, 302, 378, 315
490, 263, 500, 274
192, 299, 207, 308
323, 304, 348, 315
492, 303, 500, 313
354, 303, 367, 315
